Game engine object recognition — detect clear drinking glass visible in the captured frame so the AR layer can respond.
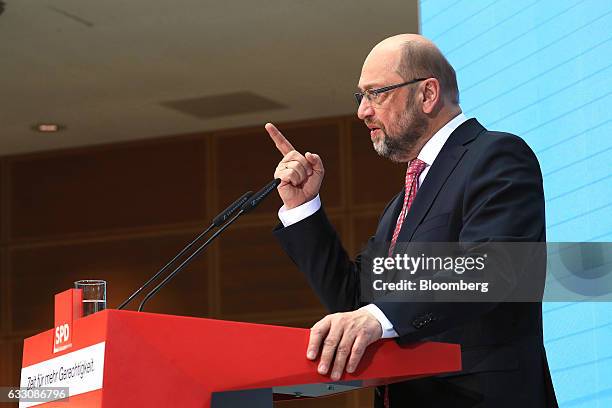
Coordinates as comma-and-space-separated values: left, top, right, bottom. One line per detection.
74, 280, 107, 316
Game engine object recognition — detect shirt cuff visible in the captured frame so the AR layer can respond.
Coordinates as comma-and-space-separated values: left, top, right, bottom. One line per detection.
360, 304, 398, 339
278, 195, 321, 227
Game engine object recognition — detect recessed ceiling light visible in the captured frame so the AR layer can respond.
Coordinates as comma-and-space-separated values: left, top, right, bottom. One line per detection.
32, 123, 65, 133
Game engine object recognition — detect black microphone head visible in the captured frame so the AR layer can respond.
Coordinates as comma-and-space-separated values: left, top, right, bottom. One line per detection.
213, 191, 253, 227
240, 178, 281, 213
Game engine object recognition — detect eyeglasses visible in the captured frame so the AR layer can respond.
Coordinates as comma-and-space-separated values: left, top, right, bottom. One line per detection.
355, 78, 429, 106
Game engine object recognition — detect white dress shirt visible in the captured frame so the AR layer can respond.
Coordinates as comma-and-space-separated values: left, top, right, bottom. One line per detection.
278, 113, 469, 338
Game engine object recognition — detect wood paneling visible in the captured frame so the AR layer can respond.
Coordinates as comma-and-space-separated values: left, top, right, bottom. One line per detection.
218, 224, 325, 317
0, 341, 8, 385
0, 162, 6, 243
9, 232, 210, 333
9, 138, 208, 239
0, 340, 22, 386
0, 115, 412, 408
215, 121, 343, 216
265, 314, 325, 329
8, 341, 22, 387
1, 250, 7, 336
349, 119, 404, 207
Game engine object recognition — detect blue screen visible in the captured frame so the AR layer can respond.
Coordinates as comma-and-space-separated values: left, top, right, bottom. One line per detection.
420, 0, 612, 405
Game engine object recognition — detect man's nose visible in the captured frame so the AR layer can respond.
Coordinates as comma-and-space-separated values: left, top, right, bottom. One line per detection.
357, 98, 375, 120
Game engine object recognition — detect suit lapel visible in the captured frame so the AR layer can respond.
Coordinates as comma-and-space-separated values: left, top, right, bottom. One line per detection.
397, 118, 486, 242
399, 145, 466, 241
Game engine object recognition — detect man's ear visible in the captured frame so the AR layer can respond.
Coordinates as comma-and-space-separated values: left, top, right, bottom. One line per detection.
421, 78, 441, 114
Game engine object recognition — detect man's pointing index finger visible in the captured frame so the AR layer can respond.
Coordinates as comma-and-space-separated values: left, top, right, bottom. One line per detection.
265, 123, 295, 156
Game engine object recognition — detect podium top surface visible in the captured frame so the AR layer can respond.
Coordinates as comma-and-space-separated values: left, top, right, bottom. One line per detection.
22, 309, 461, 407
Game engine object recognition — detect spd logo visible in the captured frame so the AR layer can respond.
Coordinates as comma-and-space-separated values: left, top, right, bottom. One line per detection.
53, 289, 80, 353
53, 322, 72, 353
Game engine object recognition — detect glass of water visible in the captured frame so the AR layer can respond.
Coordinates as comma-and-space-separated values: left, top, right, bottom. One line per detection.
74, 280, 106, 316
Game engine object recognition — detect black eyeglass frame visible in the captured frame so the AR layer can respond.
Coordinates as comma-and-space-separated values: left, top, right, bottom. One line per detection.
354, 77, 430, 106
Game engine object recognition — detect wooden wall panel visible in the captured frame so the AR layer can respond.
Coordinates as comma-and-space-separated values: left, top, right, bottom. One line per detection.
264, 314, 323, 329
0, 162, 5, 243
1, 114, 398, 407
9, 138, 208, 239
349, 119, 405, 207
0, 340, 21, 387
215, 121, 343, 216
7, 341, 22, 387
1, 251, 6, 335
0, 341, 8, 385
9, 233, 210, 333
217, 222, 335, 317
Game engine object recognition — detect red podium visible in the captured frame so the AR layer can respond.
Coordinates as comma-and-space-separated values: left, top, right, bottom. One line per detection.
20, 298, 461, 407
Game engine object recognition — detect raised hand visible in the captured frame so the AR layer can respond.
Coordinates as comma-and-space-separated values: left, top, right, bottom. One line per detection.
266, 123, 324, 209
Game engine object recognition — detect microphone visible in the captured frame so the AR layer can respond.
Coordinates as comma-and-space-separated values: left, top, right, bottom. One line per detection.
212, 191, 253, 227
117, 191, 253, 310
137, 179, 281, 312
240, 178, 281, 213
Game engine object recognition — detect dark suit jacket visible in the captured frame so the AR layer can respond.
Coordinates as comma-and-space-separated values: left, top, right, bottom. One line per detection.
274, 119, 558, 407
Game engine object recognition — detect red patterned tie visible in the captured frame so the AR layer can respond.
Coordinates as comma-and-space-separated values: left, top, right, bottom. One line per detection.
384, 159, 426, 407
388, 158, 427, 256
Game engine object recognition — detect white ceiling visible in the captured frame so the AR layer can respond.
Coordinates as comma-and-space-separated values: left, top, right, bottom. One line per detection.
0, 0, 418, 155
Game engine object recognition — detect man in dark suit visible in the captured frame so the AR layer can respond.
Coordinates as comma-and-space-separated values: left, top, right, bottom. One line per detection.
265, 34, 557, 407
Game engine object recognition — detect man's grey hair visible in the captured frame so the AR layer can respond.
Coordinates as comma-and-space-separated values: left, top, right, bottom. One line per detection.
396, 41, 460, 104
